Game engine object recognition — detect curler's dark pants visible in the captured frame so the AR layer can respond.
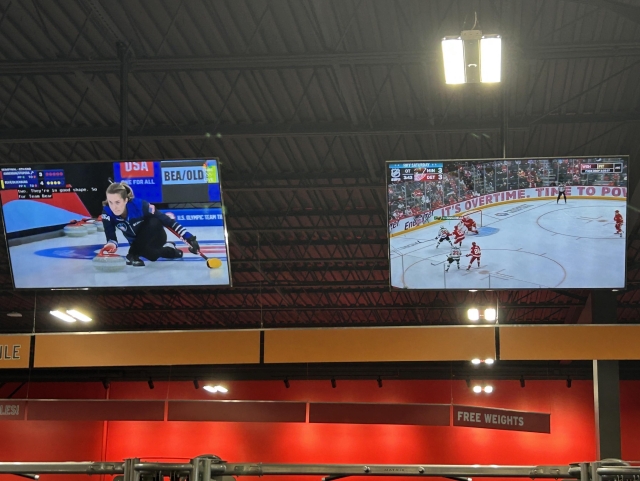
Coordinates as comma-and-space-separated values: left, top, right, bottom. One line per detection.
128, 217, 181, 261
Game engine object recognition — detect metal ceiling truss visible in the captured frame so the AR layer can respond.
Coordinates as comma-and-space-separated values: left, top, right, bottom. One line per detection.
4, 42, 640, 76
2, 114, 639, 145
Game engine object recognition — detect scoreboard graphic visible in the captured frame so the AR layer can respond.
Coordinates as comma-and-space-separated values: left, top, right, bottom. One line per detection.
389, 162, 444, 183
580, 162, 623, 174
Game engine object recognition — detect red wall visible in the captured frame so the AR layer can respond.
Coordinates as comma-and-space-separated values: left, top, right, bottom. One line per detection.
1, 379, 639, 481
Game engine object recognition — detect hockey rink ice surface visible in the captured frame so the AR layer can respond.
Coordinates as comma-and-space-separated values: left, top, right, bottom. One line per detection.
390, 199, 626, 289
8, 226, 230, 288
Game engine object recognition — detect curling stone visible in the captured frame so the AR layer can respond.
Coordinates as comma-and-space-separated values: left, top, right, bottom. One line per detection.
63, 223, 88, 237
207, 258, 223, 269
96, 220, 104, 232
84, 223, 98, 234
92, 253, 126, 272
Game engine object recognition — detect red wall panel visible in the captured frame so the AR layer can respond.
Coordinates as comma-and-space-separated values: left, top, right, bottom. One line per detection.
99, 380, 596, 467
2, 377, 640, 481
620, 381, 640, 460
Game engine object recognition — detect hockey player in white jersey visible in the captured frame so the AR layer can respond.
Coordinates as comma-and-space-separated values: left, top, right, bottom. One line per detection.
445, 245, 462, 271
434, 226, 453, 248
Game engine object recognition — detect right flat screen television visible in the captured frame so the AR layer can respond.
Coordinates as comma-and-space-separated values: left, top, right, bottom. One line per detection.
387, 156, 628, 290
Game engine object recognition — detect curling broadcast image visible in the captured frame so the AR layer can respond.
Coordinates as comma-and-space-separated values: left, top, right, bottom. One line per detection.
388, 156, 627, 290
0, 159, 231, 289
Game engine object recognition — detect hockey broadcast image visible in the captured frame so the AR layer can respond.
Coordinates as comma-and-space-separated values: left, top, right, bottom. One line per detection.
388, 156, 628, 290
0, 159, 231, 289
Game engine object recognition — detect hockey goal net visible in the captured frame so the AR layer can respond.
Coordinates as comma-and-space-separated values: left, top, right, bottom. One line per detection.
460, 209, 482, 228
434, 209, 482, 229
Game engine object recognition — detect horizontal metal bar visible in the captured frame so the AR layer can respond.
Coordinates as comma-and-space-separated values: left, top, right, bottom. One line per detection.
9, 304, 579, 315
214, 464, 573, 478
1, 113, 639, 144
2, 44, 640, 75
597, 467, 640, 475
231, 225, 384, 232
0, 462, 575, 478
0, 463, 124, 475
225, 184, 385, 192
133, 463, 194, 472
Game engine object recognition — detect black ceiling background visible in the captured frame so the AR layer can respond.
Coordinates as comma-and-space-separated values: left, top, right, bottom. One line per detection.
1, 0, 640, 382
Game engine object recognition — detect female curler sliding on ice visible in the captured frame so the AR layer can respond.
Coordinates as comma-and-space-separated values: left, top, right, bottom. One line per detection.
100, 182, 200, 266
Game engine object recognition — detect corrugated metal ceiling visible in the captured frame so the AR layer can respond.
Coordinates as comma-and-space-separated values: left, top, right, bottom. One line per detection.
0, 0, 639, 333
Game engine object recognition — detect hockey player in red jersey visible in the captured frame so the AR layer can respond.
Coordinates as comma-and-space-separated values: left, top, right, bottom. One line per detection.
614, 210, 624, 237
452, 224, 466, 246
466, 242, 481, 270
461, 215, 479, 234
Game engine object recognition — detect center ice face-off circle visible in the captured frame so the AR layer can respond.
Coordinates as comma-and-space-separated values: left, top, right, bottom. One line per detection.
400, 248, 566, 289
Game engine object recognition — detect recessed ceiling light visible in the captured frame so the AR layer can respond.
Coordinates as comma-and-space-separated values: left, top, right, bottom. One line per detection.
203, 385, 228, 393
50, 310, 76, 323
472, 385, 482, 393
66, 309, 92, 322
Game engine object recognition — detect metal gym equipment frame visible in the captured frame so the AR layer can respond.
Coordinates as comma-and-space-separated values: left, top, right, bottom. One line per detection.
0, 457, 639, 481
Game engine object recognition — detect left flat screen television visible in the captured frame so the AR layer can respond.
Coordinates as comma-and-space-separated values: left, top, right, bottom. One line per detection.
0, 159, 231, 289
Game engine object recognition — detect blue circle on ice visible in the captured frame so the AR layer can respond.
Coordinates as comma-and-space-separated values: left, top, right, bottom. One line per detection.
35, 244, 106, 260
474, 227, 499, 237
34, 242, 226, 262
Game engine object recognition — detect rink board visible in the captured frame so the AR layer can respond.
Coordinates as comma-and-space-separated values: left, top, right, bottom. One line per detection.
7, 226, 230, 289
389, 195, 626, 290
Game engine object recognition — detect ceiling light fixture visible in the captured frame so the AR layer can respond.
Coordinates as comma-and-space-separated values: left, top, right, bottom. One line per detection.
467, 307, 498, 322
377, 376, 383, 388
6, 311, 22, 318
50, 310, 77, 323
203, 385, 228, 393
284, 378, 290, 389
484, 358, 494, 365
442, 13, 501, 84
193, 379, 200, 390
471, 358, 481, 365
66, 309, 92, 322
472, 383, 493, 394
147, 378, 154, 390
331, 378, 337, 389
484, 308, 497, 322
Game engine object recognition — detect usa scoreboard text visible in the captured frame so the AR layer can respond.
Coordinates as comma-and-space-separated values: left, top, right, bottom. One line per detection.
114, 159, 221, 204
388, 162, 444, 183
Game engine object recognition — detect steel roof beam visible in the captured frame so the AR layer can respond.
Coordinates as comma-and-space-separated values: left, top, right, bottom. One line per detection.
2, 113, 639, 144
3, 44, 640, 75
7, 303, 578, 314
